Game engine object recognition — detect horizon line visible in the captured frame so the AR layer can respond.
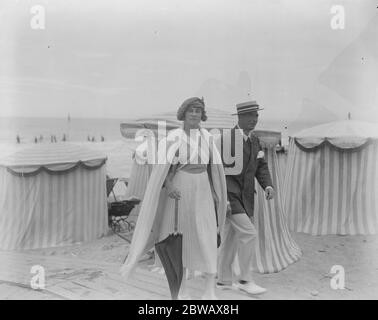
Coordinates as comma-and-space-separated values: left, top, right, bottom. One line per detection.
0, 115, 319, 124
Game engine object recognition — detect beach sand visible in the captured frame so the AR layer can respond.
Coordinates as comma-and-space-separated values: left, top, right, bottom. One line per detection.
17, 230, 378, 300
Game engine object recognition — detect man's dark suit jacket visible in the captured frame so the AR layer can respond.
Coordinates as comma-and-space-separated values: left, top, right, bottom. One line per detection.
221, 126, 273, 217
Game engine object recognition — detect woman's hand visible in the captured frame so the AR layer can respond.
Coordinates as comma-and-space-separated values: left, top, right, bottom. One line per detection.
166, 181, 181, 200
226, 201, 232, 214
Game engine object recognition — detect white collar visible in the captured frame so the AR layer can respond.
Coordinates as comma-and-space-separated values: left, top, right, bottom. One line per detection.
236, 125, 252, 141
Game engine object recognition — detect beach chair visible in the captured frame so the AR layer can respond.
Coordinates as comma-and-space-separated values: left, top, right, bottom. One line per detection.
106, 177, 118, 199
119, 177, 129, 188
106, 176, 140, 233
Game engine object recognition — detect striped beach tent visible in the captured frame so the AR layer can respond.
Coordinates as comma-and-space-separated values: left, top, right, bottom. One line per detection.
120, 112, 301, 273
253, 145, 302, 273
284, 120, 378, 235
0, 143, 108, 250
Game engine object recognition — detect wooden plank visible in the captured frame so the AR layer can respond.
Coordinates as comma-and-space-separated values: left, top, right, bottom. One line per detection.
0, 283, 23, 299
0, 252, 168, 299
0, 251, 168, 300
0, 251, 253, 300
0, 280, 65, 300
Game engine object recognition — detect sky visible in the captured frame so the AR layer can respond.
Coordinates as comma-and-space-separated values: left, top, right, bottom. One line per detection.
0, 0, 377, 123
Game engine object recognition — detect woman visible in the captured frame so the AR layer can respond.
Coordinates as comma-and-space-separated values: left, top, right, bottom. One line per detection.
120, 97, 227, 300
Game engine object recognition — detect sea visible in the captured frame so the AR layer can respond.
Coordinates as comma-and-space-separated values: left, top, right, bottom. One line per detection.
0, 117, 140, 186
0, 116, 313, 181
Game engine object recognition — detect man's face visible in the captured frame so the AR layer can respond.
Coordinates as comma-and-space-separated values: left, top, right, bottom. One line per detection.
238, 111, 259, 133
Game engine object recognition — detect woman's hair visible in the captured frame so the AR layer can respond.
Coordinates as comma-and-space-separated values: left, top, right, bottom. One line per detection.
200, 109, 207, 122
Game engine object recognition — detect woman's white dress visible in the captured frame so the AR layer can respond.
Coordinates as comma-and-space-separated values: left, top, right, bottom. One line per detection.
157, 132, 217, 274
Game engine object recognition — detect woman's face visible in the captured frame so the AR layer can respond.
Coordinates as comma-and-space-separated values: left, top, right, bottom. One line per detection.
184, 106, 202, 127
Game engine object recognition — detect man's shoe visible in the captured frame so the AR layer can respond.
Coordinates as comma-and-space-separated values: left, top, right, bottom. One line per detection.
216, 282, 234, 290
234, 281, 267, 295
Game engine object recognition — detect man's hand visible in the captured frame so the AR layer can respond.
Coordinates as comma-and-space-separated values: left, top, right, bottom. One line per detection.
265, 186, 274, 200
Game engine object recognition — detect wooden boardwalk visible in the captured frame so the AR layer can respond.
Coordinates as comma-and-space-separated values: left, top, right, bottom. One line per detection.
0, 251, 254, 300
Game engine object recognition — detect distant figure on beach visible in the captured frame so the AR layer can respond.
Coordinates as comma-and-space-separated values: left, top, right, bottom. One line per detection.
54, 135, 57, 143
62, 134, 66, 142
50, 135, 54, 143
87, 135, 91, 142
34, 137, 38, 143
101, 135, 105, 142
16, 135, 20, 144
91, 136, 95, 142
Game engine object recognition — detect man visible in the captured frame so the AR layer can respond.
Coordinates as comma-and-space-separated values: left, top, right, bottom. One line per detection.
217, 100, 274, 295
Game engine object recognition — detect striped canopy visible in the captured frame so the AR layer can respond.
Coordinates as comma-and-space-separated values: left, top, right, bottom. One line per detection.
0, 143, 106, 175
0, 143, 108, 250
294, 120, 378, 149
284, 121, 378, 235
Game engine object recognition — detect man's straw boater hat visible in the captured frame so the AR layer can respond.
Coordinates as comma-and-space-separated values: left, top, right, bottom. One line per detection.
232, 100, 264, 115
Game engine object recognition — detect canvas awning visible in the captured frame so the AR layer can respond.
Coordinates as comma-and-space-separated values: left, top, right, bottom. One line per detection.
0, 143, 107, 176
293, 120, 378, 150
